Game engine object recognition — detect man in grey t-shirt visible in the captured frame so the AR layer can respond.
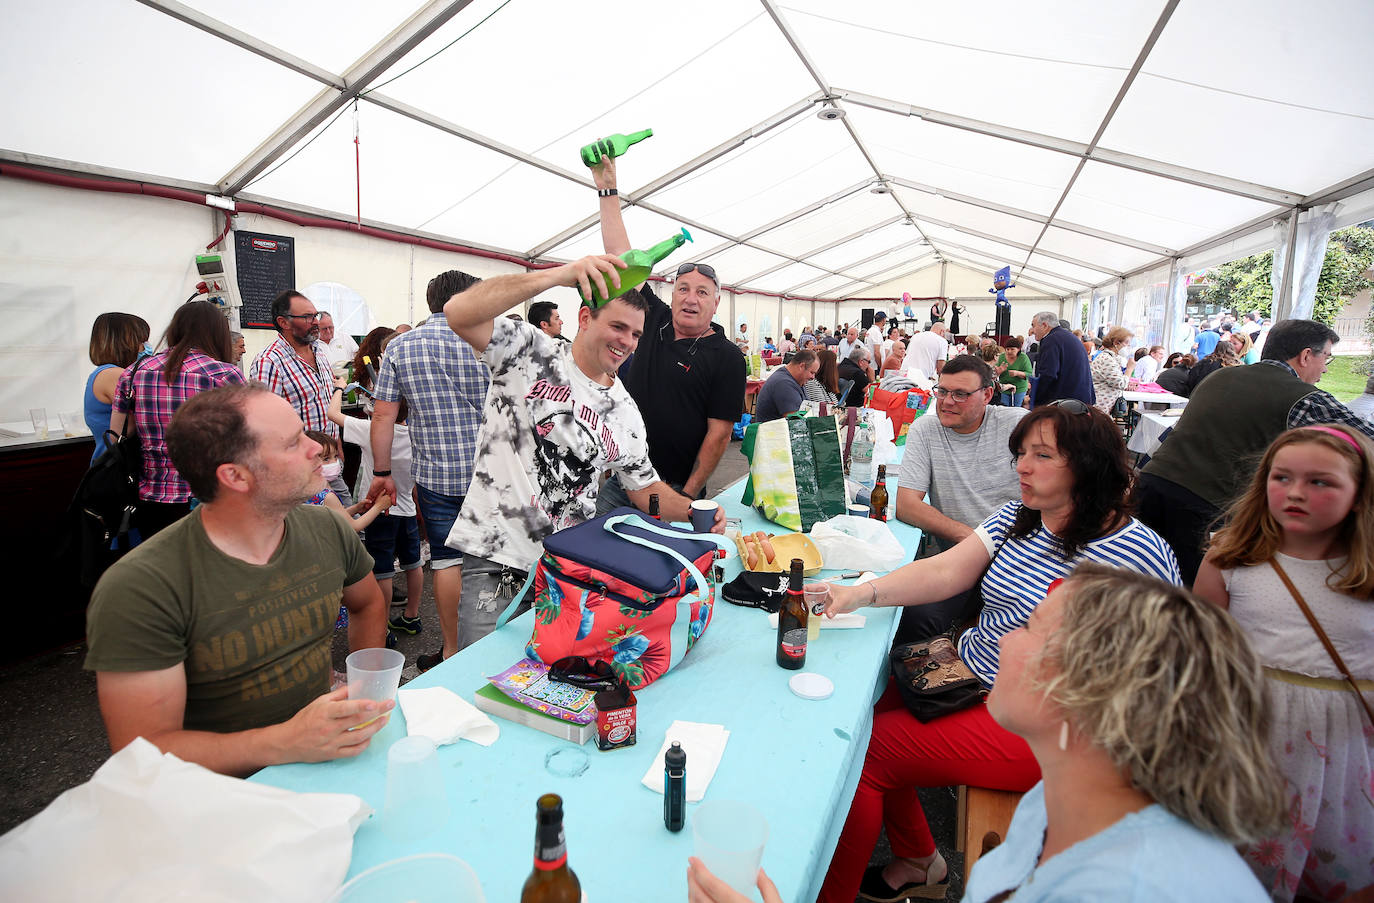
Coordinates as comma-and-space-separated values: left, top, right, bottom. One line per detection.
895, 354, 1026, 638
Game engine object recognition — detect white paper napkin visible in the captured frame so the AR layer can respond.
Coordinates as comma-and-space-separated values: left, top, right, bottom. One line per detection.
767, 611, 866, 629
640, 720, 730, 803
398, 686, 499, 746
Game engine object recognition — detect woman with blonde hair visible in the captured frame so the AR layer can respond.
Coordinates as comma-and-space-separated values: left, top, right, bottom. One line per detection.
1090, 325, 1133, 414
1194, 426, 1374, 901
1230, 328, 1259, 364
963, 563, 1283, 901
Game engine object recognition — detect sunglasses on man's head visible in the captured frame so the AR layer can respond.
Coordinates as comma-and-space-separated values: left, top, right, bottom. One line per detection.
549, 655, 620, 690
676, 262, 719, 286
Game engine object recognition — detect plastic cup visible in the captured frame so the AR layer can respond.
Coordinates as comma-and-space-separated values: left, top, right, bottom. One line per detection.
346, 647, 404, 729
326, 853, 484, 903
59, 411, 83, 437
383, 736, 449, 841
692, 800, 769, 894
690, 499, 720, 533
28, 408, 48, 440
804, 583, 831, 642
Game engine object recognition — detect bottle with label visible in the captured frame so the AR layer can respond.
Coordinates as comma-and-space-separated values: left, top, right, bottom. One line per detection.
582, 228, 693, 308
870, 464, 889, 521
521, 793, 580, 903
664, 741, 686, 832
580, 129, 654, 167
775, 558, 808, 670
648, 493, 661, 520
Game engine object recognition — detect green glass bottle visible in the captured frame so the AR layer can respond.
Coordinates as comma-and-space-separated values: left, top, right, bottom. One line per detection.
580, 129, 653, 167
582, 228, 693, 308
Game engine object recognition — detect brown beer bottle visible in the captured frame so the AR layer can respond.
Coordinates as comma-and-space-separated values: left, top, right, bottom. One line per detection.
648, 493, 661, 520
870, 464, 889, 521
521, 793, 580, 903
775, 558, 808, 670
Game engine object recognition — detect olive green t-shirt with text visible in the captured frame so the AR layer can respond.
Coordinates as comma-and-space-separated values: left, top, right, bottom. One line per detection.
84, 505, 373, 734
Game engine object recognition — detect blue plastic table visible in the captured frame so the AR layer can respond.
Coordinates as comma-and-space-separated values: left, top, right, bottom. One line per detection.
252, 479, 920, 902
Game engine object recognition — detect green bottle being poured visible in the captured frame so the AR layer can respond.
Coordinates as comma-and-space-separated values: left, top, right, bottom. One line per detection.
582, 228, 693, 308
580, 129, 653, 167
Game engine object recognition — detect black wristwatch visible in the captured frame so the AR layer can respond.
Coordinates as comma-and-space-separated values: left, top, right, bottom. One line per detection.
373, 469, 392, 477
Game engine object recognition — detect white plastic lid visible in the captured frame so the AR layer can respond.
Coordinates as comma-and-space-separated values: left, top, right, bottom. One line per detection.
789, 672, 834, 701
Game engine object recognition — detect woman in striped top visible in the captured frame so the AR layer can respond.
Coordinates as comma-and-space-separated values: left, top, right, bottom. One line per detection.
817, 400, 1181, 903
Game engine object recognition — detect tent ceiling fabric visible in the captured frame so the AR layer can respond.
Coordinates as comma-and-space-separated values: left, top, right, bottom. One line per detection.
3, 0, 1372, 302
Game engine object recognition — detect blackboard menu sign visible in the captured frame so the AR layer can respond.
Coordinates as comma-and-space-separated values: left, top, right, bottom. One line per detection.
234, 230, 296, 328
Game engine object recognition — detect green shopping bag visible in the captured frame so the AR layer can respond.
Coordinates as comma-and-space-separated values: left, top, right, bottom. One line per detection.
740, 412, 848, 532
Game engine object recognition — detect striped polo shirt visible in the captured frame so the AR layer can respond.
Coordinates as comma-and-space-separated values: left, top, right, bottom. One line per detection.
959, 501, 1181, 688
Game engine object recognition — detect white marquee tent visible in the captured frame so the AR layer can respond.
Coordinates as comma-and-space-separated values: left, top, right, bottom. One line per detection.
3, 0, 1373, 419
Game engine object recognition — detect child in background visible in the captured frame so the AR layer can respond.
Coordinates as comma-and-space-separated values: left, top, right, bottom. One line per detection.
305, 430, 392, 530
1194, 425, 1374, 902
329, 369, 424, 637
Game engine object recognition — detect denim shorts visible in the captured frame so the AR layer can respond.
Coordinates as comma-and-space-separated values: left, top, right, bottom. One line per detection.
414, 483, 465, 569
362, 514, 422, 578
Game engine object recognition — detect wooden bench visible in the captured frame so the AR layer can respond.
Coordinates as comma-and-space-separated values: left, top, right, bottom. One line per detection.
956, 786, 1023, 871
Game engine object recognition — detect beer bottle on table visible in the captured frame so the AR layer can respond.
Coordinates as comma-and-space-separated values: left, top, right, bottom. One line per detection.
648, 493, 661, 520
775, 558, 808, 670
521, 793, 580, 903
870, 464, 889, 522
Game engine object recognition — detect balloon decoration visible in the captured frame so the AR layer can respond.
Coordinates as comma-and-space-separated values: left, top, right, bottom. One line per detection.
901, 291, 914, 320
989, 266, 1015, 337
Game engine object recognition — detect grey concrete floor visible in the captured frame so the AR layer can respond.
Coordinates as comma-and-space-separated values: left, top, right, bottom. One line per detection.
0, 440, 962, 900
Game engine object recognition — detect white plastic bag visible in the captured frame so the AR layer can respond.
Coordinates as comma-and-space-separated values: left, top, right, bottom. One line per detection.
867, 410, 897, 467
0, 738, 368, 903
809, 515, 906, 573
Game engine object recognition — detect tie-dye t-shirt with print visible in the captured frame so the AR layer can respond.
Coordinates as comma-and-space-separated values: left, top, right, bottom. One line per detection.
446, 317, 659, 570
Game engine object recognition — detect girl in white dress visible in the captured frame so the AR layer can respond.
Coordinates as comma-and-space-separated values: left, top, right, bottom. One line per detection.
1195, 425, 1374, 903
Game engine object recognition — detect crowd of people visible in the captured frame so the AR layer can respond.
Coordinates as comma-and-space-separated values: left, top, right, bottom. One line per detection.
68, 153, 1373, 899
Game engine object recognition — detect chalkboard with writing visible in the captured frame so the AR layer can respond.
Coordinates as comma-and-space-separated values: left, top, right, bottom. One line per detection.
234, 230, 295, 328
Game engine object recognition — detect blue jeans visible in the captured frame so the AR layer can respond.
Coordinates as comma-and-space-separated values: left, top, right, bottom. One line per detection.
414, 484, 465, 569
1001, 389, 1027, 408
363, 514, 422, 578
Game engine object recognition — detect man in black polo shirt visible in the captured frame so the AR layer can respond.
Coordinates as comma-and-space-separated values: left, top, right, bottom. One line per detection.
588, 152, 746, 514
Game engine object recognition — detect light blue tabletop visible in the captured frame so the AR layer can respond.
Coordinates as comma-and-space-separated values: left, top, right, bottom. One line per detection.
252, 475, 920, 902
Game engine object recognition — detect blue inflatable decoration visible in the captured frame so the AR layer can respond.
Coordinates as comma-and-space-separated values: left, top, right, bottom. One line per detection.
989, 266, 1015, 306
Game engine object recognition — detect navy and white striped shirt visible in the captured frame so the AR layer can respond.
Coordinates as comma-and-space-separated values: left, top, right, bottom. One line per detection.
958, 501, 1182, 688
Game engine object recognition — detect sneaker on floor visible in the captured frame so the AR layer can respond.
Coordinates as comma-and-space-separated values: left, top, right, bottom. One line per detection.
416, 649, 446, 672
385, 630, 398, 650
388, 613, 423, 635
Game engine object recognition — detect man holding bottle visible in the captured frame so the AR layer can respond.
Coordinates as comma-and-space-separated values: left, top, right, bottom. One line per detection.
586, 152, 746, 516
437, 254, 723, 653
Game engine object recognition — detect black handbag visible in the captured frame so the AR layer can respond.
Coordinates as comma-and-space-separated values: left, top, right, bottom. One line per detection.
67, 361, 147, 585
889, 636, 987, 723
888, 543, 1000, 721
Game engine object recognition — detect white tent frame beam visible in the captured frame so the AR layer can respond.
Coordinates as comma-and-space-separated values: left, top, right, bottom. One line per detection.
939, 252, 1078, 298
734, 214, 905, 286
759, 0, 940, 253
525, 94, 821, 258
832, 89, 1302, 208
912, 216, 1122, 278
935, 239, 1093, 291
205, 0, 477, 195
1015, 0, 1181, 284
888, 177, 1174, 257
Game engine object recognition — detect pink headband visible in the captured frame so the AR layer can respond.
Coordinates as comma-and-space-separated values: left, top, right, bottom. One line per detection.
1301, 425, 1363, 453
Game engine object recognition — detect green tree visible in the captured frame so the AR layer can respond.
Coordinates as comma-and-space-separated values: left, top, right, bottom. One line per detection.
1198, 224, 1374, 325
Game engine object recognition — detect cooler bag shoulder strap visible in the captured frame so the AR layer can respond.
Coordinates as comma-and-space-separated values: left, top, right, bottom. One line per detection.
603, 515, 727, 673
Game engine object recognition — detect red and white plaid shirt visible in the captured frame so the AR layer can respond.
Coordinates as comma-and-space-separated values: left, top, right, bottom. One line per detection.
115, 350, 246, 503
249, 335, 337, 438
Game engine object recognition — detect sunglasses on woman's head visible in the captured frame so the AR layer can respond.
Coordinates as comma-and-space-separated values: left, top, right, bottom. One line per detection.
1047, 399, 1092, 415
676, 262, 718, 286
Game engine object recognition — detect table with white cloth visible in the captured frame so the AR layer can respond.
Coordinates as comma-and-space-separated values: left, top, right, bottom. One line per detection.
1121, 389, 1188, 409
1126, 409, 1184, 457
251, 473, 922, 902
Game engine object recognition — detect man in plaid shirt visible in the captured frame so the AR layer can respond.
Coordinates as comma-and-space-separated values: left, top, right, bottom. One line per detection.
367, 271, 491, 671
251, 290, 337, 439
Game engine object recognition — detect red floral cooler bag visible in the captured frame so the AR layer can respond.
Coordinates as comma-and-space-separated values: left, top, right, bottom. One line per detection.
495, 508, 730, 690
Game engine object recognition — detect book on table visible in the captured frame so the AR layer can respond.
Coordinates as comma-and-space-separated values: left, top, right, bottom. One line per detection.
473, 684, 595, 745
